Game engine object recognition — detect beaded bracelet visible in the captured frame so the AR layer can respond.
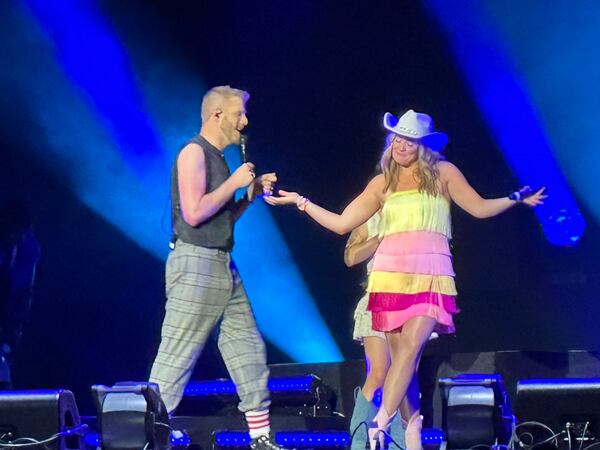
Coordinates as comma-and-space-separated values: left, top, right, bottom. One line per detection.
296, 196, 311, 211
508, 191, 523, 202
508, 186, 534, 203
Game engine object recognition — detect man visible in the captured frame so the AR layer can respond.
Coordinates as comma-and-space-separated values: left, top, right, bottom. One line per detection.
0, 201, 40, 389
150, 86, 281, 450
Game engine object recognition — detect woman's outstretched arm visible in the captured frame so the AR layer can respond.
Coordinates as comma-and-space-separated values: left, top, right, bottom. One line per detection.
440, 161, 546, 218
265, 175, 385, 235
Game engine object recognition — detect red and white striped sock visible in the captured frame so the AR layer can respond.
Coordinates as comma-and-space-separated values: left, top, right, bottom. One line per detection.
245, 409, 271, 439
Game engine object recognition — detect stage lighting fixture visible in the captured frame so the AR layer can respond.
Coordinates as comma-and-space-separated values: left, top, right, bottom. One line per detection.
91, 382, 170, 450
0, 389, 85, 450
214, 429, 444, 449
422, 428, 445, 446
516, 378, 600, 449
185, 375, 320, 396
214, 431, 350, 449
182, 375, 333, 416
439, 374, 514, 449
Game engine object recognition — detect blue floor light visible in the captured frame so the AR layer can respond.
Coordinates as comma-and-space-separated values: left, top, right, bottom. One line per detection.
214, 430, 443, 448
214, 431, 350, 449
184, 375, 320, 396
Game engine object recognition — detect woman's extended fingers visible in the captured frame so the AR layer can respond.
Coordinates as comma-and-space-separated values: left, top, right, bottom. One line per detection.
263, 189, 300, 206
523, 187, 548, 207
264, 196, 295, 205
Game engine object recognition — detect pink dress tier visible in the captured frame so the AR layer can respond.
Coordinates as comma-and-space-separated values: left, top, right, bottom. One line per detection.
366, 189, 459, 334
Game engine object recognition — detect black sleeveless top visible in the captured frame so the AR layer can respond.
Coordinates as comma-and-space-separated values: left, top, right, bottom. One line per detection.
171, 136, 235, 251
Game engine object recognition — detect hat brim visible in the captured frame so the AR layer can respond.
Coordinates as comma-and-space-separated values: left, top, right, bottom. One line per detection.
383, 112, 399, 131
421, 132, 448, 152
383, 112, 448, 151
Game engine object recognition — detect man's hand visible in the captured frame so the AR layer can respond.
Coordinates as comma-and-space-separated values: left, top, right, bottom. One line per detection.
230, 163, 256, 189
248, 172, 277, 201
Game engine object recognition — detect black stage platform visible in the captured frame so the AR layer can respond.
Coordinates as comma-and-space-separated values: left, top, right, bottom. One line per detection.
4, 350, 600, 450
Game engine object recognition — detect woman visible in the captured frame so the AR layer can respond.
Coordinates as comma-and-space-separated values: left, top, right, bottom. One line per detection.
346, 210, 441, 450
266, 109, 545, 449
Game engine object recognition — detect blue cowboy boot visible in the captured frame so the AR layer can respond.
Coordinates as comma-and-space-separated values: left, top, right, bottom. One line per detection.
388, 412, 407, 449
350, 388, 379, 450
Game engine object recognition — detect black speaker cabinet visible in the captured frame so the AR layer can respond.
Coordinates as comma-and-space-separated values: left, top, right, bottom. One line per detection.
0, 389, 84, 450
517, 378, 600, 449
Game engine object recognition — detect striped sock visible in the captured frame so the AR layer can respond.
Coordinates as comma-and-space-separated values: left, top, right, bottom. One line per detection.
246, 409, 271, 439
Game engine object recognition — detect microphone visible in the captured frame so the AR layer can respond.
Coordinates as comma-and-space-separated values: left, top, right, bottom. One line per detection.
240, 134, 248, 163
239, 134, 274, 197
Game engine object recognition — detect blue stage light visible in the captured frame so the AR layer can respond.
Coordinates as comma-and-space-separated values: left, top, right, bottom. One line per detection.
170, 430, 192, 448
15, 0, 171, 260
267, 376, 316, 392
83, 431, 101, 447
226, 150, 343, 363
215, 430, 442, 448
424, 0, 587, 246
546, 209, 586, 246
276, 432, 350, 448
422, 428, 445, 445
22, 0, 166, 176
482, 2, 600, 228
184, 375, 319, 396
214, 431, 252, 447
12, 0, 342, 363
214, 431, 350, 448
184, 380, 237, 396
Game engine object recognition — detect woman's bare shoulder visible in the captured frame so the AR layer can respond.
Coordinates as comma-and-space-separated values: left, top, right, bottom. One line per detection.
437, 160, 462, 180
367, 173, 385, 188
437, 160, 458, 171
365, 174, 387, 203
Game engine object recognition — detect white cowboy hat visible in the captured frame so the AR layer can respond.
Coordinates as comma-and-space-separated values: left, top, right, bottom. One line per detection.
383, 109, 448, 151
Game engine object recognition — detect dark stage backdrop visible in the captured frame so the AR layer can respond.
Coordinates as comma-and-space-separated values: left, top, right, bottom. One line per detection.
1, 0, 598, 414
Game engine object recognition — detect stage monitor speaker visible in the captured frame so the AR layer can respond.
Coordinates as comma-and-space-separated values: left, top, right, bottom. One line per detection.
516, 378, 600, 449
0, 389, 84, 450
439, 374, 514, 450
92, 382, 170, 450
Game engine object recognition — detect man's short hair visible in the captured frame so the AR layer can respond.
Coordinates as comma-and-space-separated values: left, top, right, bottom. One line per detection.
201, 86, 250, 123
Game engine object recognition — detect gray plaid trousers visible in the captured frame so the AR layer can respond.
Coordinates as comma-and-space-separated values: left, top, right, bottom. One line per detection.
149, 242, 271, 413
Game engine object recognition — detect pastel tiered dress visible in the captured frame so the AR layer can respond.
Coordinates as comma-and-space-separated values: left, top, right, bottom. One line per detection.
367, 189, 459, 334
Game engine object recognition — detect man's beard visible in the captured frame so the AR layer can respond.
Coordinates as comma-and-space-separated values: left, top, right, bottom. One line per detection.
220, 117, 240, 145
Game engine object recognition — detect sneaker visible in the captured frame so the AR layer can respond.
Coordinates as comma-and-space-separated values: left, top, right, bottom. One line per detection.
250, 435, 285, 450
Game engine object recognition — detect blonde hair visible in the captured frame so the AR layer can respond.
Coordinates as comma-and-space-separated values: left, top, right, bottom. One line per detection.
201, 85, 250, 124
379, 133, 444, 196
